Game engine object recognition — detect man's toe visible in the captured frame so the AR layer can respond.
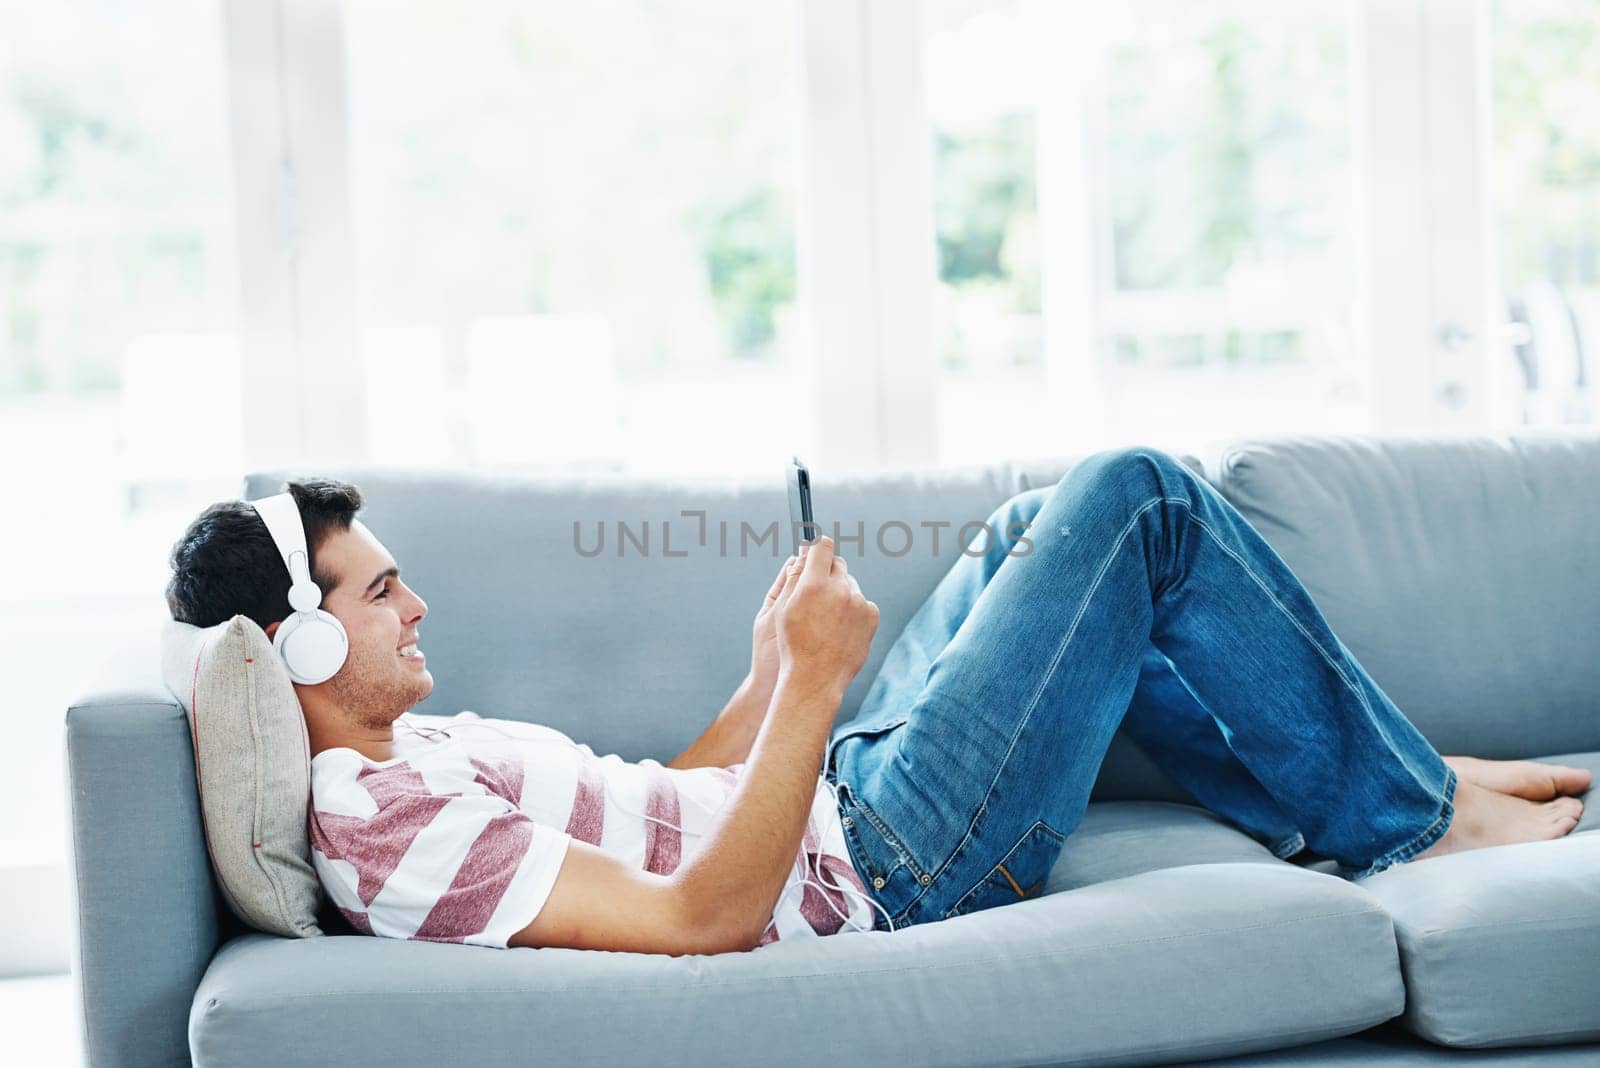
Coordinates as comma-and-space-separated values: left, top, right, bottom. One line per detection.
1551, 764, 1593, 796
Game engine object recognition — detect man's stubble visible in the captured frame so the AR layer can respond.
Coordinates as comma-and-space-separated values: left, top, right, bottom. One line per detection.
327, 643, 433, 732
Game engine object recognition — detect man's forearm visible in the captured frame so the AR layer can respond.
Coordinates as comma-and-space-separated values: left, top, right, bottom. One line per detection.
667, 673, 840, 950
666, 676, 768, 770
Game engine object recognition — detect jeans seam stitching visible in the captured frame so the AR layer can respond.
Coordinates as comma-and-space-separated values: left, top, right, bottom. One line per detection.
1176, 501, 1384, 730
837, 782, 925, 894
918, 496, 1168, 905
897, 797, 991, 921
834, 800, 901, 931
1177, 498, 1458, 876
896, 796, 979, 920
855, 799, 924, 879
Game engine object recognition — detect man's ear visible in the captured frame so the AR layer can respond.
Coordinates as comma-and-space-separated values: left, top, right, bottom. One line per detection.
265, 620, 279, 642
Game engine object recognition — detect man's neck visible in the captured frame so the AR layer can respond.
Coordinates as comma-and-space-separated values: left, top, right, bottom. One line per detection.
309, 723, 396, 762
299, 689, 399, 761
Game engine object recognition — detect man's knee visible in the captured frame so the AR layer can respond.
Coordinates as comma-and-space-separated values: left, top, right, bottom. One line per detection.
1072, 445, 1192, 496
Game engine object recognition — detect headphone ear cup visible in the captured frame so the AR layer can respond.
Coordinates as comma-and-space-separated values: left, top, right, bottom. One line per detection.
274, 610, 349, 685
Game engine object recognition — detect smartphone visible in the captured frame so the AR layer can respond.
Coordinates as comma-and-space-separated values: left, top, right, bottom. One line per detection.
787, 457, 817, 552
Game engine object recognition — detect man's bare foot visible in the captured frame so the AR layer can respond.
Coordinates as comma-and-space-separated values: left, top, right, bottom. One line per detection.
1410, 778, 1583, 864
1442, 755, 1593, 801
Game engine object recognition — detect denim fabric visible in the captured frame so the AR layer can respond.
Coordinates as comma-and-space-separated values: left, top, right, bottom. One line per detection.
825, 446, 1457, 931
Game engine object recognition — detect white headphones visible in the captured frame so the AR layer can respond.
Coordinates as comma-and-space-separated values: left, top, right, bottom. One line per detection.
250, 491, 349, 685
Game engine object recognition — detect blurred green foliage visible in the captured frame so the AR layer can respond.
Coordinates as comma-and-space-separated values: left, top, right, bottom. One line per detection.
934, 114, 1036, 297
930, 111, 1042, 371
691, 187, 796, 359
1492, 0, 1600, 290
1104, 8, 1349, 292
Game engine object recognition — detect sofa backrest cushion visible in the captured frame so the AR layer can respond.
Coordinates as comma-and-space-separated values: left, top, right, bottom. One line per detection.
160, 615, 323, 937
1200, 432, 1600, 758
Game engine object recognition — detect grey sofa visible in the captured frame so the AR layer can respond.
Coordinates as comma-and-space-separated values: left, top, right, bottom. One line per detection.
66, 432, 1600, 1067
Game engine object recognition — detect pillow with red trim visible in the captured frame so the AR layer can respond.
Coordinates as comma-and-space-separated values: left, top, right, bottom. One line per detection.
160, 615, 323, 938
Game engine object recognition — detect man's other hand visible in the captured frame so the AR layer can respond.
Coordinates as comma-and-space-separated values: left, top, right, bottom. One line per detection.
748, 554, 795, 702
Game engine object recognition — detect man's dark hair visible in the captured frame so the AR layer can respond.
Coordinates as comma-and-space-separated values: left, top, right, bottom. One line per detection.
166, 478, 365, 629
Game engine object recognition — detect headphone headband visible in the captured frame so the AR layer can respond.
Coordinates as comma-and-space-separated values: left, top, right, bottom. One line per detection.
251, 492, 321, 612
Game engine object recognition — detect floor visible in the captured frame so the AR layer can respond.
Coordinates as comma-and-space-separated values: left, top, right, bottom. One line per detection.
0, 974, 82, 1066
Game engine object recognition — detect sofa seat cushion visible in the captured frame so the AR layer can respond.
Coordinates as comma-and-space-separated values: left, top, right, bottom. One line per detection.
1356, 750, 1600, 1049
1046, 800, 1286, 893
192, 863, 1402, 1068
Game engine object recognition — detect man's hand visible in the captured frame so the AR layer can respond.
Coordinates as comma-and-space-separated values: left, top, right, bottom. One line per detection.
747, 554, 796, 703
773, 536, 879, 701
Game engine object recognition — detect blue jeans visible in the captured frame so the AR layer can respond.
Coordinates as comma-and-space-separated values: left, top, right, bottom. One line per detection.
825, 447, 1457, 931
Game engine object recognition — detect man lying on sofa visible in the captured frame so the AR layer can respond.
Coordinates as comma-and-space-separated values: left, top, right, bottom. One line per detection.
164, 457, 1589, 954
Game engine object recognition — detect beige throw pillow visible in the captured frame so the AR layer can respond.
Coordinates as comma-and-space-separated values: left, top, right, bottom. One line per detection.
160, 615, 323, 937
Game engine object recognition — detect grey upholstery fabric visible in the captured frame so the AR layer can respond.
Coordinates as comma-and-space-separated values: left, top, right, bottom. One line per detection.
1045, 800, 1288, 894
66, 687, 220, 1067
1198, 432, 1600, 758
1355, 752, 1600, 1049
1195, 1022, 1600, 1065
191, 862, 1400, 1068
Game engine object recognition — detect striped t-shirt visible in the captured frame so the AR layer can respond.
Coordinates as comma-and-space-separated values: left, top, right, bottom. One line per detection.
309, 711, 874, 949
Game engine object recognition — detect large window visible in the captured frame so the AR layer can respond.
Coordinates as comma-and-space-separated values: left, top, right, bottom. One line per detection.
925, 0, 1360, 464
0, 0, 239, 876
1492, 0, 1600, 427
1098, 1, 1357, 432
343, 0, 805, 475
924, 0, 1045, 463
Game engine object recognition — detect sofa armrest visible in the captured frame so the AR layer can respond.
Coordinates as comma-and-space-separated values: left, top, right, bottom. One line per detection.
67, 682, 220, 1067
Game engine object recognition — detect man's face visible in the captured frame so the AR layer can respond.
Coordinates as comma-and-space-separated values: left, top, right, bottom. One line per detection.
291, 519, 432, 728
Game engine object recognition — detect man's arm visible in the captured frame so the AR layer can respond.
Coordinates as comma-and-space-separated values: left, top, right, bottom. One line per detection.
512, 673, 845, 954
511, 538, 878, 954
665, 676, 768, 770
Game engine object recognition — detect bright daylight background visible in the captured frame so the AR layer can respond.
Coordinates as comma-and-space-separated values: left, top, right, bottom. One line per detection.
1, 0, 1597, 1056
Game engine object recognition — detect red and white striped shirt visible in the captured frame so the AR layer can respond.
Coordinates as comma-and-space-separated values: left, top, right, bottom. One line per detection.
309, 711, 874, 948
